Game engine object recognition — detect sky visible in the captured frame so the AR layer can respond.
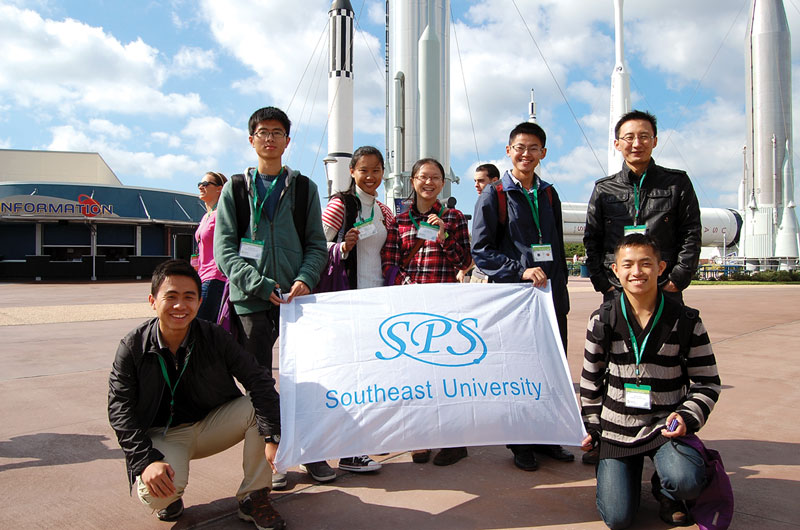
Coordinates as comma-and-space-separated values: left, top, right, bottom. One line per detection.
2, 0, 800, 221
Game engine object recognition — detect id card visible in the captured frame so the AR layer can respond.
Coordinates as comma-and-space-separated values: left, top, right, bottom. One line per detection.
239, 238, 265, 260
531, 244, 553, 262
190, 253, 199, 268
353, 219, 377, 239
624, 224, 647, 236
416, 222, 439, 241
624, 383, 652, 410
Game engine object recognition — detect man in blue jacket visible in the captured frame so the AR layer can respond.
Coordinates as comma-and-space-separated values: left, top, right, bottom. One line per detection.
472, 121, 572, 471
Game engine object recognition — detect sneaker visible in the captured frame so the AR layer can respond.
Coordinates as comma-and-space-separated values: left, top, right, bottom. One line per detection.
238, 487, 286, 530
411, 449, 431, 463
433, 447, 468, 466
156, 498, 184, 521
339, 455, 382, 472
512, 450, 539, 471
271, 472, 288, 491
299, 460, 337, 482
652, 474, 693, 526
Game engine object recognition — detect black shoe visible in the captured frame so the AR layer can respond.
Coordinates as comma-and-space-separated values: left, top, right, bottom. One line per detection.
651, 473, 693, 526
300, 460, 337, 482
534, 444, 575, 462
513, 450, 539, 471
238, 487, 286, 530
433, 447, 468, 466
157, 498, 184, 521
339, 455, 382, 472
411, 449, 431, 463
582, 446, 599, 465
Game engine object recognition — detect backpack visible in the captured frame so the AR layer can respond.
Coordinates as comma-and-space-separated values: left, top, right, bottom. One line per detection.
597, 298, 699, 388
229, 170, 309, 245
680, 434, 734, 530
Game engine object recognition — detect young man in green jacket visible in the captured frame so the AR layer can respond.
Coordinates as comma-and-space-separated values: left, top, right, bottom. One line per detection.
214, 106, 329, 487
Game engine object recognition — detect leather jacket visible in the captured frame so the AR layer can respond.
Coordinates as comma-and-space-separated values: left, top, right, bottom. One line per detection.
108, 317, 280, 487
583, 159, 701, 293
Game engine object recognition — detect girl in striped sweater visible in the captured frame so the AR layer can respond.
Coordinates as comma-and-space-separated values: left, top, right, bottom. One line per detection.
580, 234, 721, 529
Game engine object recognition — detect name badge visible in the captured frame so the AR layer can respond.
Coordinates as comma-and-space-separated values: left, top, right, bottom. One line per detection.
190, 253, 199, 268
531, 244, 553, 262
239, 238, 265, 260
624, 224, 647, 236
353, 219, 377, 239
416, 222, 439, 242
624, 383, 652, 410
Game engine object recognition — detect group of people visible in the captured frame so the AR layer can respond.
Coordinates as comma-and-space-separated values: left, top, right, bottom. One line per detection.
107, 106, 722, 530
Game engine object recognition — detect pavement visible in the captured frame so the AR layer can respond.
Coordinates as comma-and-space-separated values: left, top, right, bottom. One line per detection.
1, 277, 798, 530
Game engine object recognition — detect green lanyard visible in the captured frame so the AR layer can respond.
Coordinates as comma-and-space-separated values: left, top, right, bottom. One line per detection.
521, 185, 542, 244
250, 168, 282, 237
354, 191, 375, 223
620, 292, 664, 382
409, 203, 446, 231
632, 171, 647, 225
156, 342, 194, 435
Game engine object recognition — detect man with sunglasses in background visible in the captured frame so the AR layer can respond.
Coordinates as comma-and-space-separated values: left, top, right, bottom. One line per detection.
582, 110, 702, 467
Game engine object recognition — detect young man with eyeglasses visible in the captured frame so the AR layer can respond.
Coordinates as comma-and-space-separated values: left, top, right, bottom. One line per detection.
214, 106, 330, 487
581, 110, 701, 466
583, 110, 701, 305
471, 122, 574, 471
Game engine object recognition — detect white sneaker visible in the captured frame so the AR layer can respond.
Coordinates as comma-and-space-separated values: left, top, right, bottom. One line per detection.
338, 455, 382, 472
271, 472, 287, 490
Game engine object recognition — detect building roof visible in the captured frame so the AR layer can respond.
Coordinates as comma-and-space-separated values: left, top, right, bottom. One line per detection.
0, 149, 122, 186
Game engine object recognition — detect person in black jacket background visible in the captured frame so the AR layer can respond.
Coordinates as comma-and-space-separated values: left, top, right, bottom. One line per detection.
108, 259, 285, 529
584, 110, 701, 304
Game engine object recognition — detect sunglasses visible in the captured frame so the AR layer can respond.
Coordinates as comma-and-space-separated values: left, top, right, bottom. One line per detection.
198, 181, 221, 188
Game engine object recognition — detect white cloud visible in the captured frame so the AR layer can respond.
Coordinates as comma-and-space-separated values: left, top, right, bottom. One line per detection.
151, 131, 182, 149
172, 46, 217, 75
180, 116, 249, 159
366, 1, 384, 26
88, 119, 131, 139
0, 4, 204, 116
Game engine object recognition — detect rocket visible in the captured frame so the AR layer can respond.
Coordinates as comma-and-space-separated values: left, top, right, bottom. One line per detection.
743, 0, 799, 263
326, 0, 354, 196
607, 0, 631, 176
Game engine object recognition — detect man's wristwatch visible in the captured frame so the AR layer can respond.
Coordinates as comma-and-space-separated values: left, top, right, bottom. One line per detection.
264, 434, 281, 444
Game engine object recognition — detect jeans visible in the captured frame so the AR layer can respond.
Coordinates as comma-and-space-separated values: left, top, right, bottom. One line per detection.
596, 440, 706, 529
197, 279, 225, 322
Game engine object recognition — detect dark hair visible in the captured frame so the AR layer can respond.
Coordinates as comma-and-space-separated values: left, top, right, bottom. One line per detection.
614, 110, 657, 139
349, 146, 385, 170
151, 259, 202, 296
408, 158, 446, 205
508, 122, 546, 147
248, 106, 291, 136
475, 163, 500, 181
614, 233, 661, 262
205, 171, 228, 186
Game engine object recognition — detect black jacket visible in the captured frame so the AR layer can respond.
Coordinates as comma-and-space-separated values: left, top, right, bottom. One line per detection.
583, 159, 701, 293
108, 317, 280, 487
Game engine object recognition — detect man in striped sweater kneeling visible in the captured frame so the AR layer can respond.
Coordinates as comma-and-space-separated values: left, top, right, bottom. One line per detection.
580, 233, 721, 529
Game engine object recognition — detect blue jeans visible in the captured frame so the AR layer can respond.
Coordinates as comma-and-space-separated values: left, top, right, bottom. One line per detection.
596, 440, 706, 529
198, 279, 225, 322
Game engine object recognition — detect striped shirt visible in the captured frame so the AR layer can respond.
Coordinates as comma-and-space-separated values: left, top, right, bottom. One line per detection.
580, 294, 721, 458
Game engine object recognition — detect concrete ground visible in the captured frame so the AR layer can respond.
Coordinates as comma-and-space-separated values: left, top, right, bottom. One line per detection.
0, 277, 798, 530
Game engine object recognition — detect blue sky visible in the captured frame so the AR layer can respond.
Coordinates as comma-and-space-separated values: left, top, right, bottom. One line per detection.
2, 0, 799, 220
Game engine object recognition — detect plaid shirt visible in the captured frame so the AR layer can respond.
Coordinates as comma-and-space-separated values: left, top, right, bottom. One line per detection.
381, 201, 471, 285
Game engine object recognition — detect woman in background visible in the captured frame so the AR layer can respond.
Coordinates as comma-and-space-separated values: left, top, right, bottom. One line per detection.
195, 171, 228, 321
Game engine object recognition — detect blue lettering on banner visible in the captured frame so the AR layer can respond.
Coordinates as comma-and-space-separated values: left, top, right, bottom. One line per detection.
375, 312, 487, 367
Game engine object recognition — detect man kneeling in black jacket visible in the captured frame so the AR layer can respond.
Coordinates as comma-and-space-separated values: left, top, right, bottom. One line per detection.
108, 259, 285, 529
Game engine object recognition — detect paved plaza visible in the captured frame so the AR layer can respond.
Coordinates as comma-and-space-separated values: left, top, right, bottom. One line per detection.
1, 277, 798, 529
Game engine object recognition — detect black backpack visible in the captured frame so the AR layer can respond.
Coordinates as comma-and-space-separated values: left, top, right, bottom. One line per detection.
229, 171, 309, 245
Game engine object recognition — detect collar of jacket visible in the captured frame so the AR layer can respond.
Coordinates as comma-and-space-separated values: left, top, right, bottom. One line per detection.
620, 157, 658, 185
501, 171, 551, 192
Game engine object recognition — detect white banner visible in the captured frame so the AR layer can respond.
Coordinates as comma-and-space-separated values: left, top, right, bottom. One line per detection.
275, 282, 585, 471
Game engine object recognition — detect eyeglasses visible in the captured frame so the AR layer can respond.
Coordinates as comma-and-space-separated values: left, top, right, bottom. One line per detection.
253, 129, 287, 140
415, 175, 443, 183
510, 144, 543, 154
198, 181, 220, 188
618, 134, 654, 144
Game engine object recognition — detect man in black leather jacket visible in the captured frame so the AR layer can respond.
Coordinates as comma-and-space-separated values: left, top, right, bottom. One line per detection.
584, 110, 701, 302
108, 259, 285, 529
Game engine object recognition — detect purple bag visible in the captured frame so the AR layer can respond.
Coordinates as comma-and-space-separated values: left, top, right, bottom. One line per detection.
216, 280, 241, 342
314, 244, 349, 293
680, 434, 734, 530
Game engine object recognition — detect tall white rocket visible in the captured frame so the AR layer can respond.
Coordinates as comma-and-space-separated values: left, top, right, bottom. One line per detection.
326, 0, 355, 195
608, 0, 631, 176
743, 0, 799, 263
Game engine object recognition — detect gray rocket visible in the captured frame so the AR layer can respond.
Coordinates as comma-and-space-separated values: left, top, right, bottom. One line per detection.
743, 0, 799, 264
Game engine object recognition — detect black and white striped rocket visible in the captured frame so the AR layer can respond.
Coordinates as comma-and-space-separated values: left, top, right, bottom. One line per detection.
326, 0, 354, 195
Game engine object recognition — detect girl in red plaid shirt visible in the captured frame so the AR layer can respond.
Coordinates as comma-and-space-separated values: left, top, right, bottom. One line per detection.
381, 158, 471, 285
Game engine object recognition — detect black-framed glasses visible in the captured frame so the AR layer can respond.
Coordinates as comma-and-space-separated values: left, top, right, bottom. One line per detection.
198, 181, 220, 188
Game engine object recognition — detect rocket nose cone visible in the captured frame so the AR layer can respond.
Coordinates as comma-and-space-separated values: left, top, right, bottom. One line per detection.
330, 0, 354, 13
